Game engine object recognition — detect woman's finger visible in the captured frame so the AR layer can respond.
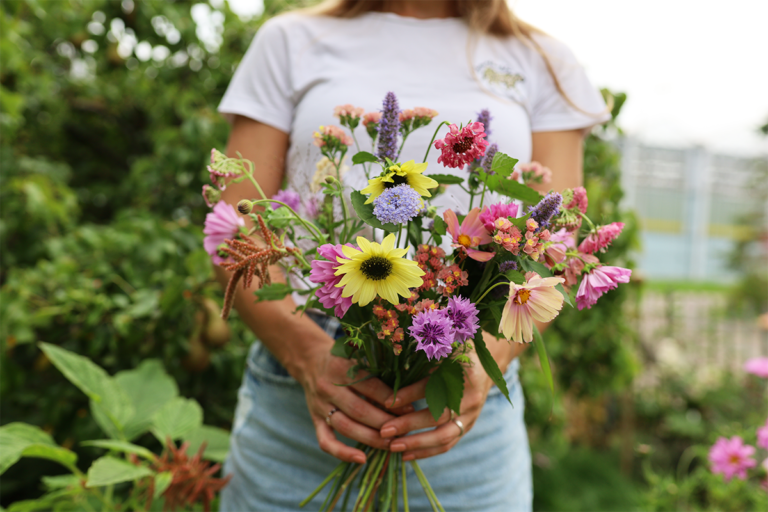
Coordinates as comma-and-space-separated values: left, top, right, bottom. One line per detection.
379, 408, 451, 438
351, 376, 398, 408
388, 418, 465, 453
383, 377, 428, 408
401, 438, 461, 462
313, 418, 367, 464
333, 387, 395, 429
327, 410, 392, 451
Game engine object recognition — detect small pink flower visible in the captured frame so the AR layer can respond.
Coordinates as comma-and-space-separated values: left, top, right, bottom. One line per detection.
444, 208, 494, 262
309, 244, 355, 319
708, 436, 756, 481
413, 107, 438, 119
576, 265, 631, 310
566, 186, 589, 214
757, 418, 768, 450
745, 357, 768, 378
313, 125, 353, 147
434, 122, 489, 169
479, 202, 519, 233
362, 112, 382, 126
516, 161, 552, 185
203, 202, 245, 265
579, 222, 625, 254
399, 109, 415, 122
333, 104, 364, 119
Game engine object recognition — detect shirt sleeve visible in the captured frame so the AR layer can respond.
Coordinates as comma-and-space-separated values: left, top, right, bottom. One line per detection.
217, 17, 294, 133
529, 35, 611, 133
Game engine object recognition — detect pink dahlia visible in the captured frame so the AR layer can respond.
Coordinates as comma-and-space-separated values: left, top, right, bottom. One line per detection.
500, 272, 565, 343
203, 202, 245, 265
744, 357, 768, 378
576, 265, 632, 310
579, 222, 625, 254
444, 208, 494, 262
434, 122, 489, 169
309, 243, 354, 318
479, 202, 520, 233
708, 436, 756, 481
757, 418, 768, 450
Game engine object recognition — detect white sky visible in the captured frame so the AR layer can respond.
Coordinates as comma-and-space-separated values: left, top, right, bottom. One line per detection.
226, 0, 768, 156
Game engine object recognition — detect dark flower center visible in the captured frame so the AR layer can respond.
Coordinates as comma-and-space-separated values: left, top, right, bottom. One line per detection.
384, 174, 409, 189
452, 137, 474, 154
450, 310, 467, 326
360, 256, 393, 281
420, 324, 445, 344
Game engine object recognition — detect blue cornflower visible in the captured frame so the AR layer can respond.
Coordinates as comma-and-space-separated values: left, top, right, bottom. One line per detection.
372, 184, 422, 225
376, 92, 400, 162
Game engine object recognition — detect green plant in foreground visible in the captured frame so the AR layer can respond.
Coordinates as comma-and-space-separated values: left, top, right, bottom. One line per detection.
0, 343, 231, 511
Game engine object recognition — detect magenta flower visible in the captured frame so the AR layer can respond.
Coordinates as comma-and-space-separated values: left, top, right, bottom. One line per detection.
575, 265, 632, 310
271, 189, 302, 211
203, 202, 245, 265
409, 308, 455, 361
579, 222, 625, 254
566, 186, 589, 214
434, 122, 489, 169
309, 243, 355, 319
757, 418, 768, 450
744, 357, 768, 378
444, 208, 494, 262
479, 202, 519, 233
445, 295, 480, 343
708, 436, 757, 481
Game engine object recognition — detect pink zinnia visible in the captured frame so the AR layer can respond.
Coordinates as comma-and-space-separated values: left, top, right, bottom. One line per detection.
444, 208, 494, 262
757, 418, 768, 450
479, 202, 519, 233
744, 357, 768, 378
708, 436, 756, 481
500, 272, 565, 343
203, 202, 245, 265
309, 243, 354, 319
579, 222, 625, 254
434, 122, 489, 169
576, 265, 631, 310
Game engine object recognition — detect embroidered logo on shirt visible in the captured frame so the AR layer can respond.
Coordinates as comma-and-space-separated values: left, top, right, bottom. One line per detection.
476, 61, 524, 90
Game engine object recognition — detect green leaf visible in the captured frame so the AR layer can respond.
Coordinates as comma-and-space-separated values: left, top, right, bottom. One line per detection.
183, 425, 231, 462
504, 269, 525, 284
473, 331, 511, 404
115, 359, 178, 441
424, 359, 464, 421
150, 397, 203, 443
556, 283, 574, 308
0, 423, 77, 475
330, 336, 352, 359
351, 151, 379, 165
349, 190, 398, 231
81, 440, 156, 460
425, 173, 463, 185
153, 471, 173, 499
41, 475, 81, 490
483, 175, 542, 204
432, 216, 446, 235
254, 282, 294, 302
489, 152, 518, 177
532, 325, 554, 394
19, 444, 78, 469
85, 456, 153, 488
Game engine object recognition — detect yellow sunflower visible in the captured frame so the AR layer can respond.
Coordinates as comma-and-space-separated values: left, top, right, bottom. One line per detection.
361, 160, 438, 204
334, 234, 425, 306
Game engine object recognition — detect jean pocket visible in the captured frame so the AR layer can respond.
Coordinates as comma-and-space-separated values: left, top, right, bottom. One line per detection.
246, 342, 301, 388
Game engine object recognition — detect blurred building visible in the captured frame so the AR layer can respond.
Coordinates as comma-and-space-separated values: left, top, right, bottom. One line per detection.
619, 139, 767, 282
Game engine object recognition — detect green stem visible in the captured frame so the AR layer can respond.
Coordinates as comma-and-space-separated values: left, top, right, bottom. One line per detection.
250, 199, 325, 244
475, 281, 511, 304
337, 180, 352, 243
396, 131, 410, 161
478, 182, 488, 209
300, 463, 346, 507
470, 259, 497, 302
244, 172, 269, 201
401, 454, 409, 512
422, 121, 450, 163
410, 461, 440, 512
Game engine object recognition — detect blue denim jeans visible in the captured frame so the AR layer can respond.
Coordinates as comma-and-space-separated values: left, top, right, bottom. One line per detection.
220, 314, 532, 511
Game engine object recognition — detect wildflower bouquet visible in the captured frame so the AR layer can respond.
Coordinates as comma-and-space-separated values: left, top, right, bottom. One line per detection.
203, 91, 631, 511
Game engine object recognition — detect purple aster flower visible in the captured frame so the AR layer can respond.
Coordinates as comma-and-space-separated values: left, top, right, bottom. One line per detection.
376, 92, 400, 162
481, 143, 498, 174
476, 108, 493, 138
372, 184, 422, 225
445, 295, 479, 343
309, 243, 355, 318
528, 192, 562, 229
409, 309, 455, 361
499, 260, 518, 273
271, 189, 301, 211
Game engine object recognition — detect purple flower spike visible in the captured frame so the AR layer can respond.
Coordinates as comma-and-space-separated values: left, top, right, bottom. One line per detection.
446, 296, 480, 343
409, 309, 455, 361
528, 192, 562, 229
376, 92, 400, 162
476, 108, 493, 138
481, 143, 498, 174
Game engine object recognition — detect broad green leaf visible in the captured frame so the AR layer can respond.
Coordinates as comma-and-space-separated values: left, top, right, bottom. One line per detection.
425, 173, 463, 185
432, 216, 447, 236
85, 456, 153, 488
42, 475, 81, 490
0, 423, 77, 474
254, 282, 293, 302
183, 425, 231, 462
504, 269, 525, 284
484, 175, 542, 204
424, 359, 464, 421
115, 359, 178, 441
81, 440, 156, 460
19, 444, 77, 469
330, 336, 352, 359
349, 191, 398, 231
150, 397, 203, 443
351, 151, 379, 165
556, 283, 574, 308
489, 152, 518, 177
153, 471, 173, 499
532, 326, 554, 394
473, 331, 511, 404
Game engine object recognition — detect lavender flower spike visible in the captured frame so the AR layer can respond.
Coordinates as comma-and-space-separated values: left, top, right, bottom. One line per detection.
476, 108, 493, 138
376, 92, 401, 162
481, 143, 498, 174
528, 192, 563, 229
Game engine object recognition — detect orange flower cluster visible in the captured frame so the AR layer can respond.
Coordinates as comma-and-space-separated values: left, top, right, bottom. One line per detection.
415, 244, 446, 291
437, 264, 468, 296
372, 302, 404, 351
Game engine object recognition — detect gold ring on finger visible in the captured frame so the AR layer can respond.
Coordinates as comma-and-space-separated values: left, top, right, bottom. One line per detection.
452, 418, 465, 437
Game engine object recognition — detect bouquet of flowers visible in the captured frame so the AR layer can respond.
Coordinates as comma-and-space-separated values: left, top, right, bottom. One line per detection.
203, 91, 631, 511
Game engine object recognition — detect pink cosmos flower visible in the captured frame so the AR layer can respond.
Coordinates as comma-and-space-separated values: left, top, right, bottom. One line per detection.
576, 265, 632, 310
444, 208, 494, 262
313, 125, 353, 147
579, 222, 625, 254
203, 202, 245, 265
309, 243, 354, 319
362, 112, 382, 126
434, 122, 489, 169
566, 186, 589, 214
708, 436, 756, 481
500, 272, 565, 343
744, 357, 768, 378
757, 418, 768, 450
479, 202, 519, 233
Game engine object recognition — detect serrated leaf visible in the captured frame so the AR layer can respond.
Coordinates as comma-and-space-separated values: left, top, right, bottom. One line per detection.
254, 282, 293, 302
183, 425, 230, 462
115, 360, 178, 441
432, 216, 446, 235
484, 175, 542, 204
85, 456, 153, 488
425, 173, 463, 185
533, 326, 554, 395
153, 471, 173, 499
489, 152, 518, 177
150, 397, 203, 443
0, 423, 77, 475
424, 359, 464, 421
473, 331, 511, 404
351, 151, 379, 164
81, 440, 156, 460
349, 191, 398, 231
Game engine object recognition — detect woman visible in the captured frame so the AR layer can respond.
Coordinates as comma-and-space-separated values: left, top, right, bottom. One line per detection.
216, 1, 609, 510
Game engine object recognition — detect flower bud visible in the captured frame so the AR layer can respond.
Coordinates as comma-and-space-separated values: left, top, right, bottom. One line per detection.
425, 206, 438, 219
237, 199, 253, 215
324, 175, 338, 185
202, 184, 221, 208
